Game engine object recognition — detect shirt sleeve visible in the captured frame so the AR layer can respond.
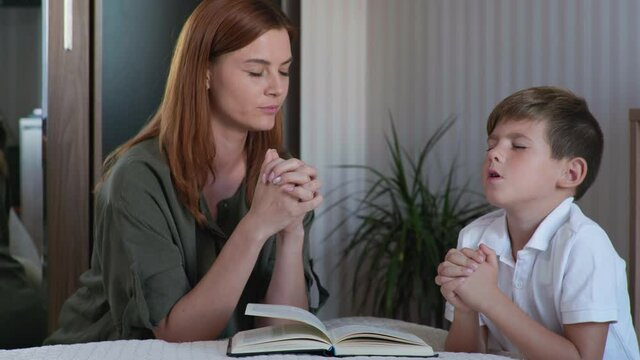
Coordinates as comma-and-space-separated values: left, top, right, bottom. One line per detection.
99, 160, 191, 332
560, 225, 619, 324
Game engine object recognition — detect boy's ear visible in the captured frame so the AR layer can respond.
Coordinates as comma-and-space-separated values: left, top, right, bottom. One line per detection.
558, 157, 587, 190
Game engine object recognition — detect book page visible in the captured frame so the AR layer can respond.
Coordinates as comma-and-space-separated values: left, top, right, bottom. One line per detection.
230, 323, 331, 354
245, 303, 329, 338
325, 318, 426, 345
232, 323, 330, 346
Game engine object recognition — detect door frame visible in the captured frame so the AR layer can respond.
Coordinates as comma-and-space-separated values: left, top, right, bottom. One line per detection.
46, 0, 93, 332
630, 109, 640, 336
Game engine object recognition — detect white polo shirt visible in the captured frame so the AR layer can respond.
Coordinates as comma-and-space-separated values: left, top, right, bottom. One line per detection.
444, 197, 640, 359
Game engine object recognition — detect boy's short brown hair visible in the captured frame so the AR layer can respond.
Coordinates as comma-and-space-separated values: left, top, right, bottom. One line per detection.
486, 86, 603, 200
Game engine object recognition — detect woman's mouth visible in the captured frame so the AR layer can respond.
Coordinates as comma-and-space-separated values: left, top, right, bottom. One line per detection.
258, 105, 280, 114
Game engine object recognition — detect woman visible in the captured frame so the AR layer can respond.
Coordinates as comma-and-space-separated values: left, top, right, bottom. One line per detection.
46, 0, 326, 344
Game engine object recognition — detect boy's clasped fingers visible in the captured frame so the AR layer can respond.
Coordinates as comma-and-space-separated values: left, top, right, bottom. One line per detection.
461, 247, 486, 264
439, 278, 470, 311
437, 261, 474, 279
439, 277, 460, 298
436, 247, 486, 290
445, 248, 482, 269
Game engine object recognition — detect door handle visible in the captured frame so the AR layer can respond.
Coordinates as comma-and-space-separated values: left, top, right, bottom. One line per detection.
64, 0, 73, 51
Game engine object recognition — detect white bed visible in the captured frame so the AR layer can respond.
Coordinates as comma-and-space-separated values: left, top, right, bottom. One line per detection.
0, 317, 518, 360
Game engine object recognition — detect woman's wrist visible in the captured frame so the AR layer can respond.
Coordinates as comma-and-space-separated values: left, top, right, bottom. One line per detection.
276, 230, 305, 254
238, 212, 272, 246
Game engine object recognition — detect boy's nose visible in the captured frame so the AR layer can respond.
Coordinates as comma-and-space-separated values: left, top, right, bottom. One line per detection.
487, 148, 503, 163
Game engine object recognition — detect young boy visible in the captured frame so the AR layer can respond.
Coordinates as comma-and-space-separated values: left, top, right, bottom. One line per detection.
436, 87, 640, 359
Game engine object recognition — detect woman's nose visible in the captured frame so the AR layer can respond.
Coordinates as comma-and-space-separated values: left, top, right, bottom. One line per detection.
266, 75, 285, 97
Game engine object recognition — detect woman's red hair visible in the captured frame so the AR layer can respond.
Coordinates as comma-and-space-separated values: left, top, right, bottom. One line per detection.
101, 0, 295, 225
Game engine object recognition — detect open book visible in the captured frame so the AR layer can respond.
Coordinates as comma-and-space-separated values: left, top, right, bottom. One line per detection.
227, 303, 435, 357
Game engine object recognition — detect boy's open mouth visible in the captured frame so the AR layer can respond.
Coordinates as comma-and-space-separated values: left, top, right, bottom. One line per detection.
488, 169, 502, 178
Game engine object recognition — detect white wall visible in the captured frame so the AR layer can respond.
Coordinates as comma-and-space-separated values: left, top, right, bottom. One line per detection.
302, 0, 640, 320
301, 0, 368, 319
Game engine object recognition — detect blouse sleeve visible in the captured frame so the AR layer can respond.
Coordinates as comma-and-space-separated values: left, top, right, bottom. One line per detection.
300, 211, 329, 313
98, 160, 191, 333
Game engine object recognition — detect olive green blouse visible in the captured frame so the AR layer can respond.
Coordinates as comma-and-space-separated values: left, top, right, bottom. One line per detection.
45, 138, 327, 344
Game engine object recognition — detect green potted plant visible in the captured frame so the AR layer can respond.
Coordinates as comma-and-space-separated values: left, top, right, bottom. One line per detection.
328, 117, 491, 328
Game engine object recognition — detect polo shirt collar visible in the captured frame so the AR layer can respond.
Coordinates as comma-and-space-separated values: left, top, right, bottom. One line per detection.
479, 212, 511, 260
478, 197, 574, 263
524, 197, 574, 252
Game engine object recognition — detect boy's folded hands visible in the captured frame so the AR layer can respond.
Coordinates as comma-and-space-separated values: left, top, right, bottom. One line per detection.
435, 244, 499, 313
455, 245, 500, 313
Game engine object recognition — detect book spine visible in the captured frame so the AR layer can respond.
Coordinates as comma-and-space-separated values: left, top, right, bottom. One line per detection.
328, 346, 335, 356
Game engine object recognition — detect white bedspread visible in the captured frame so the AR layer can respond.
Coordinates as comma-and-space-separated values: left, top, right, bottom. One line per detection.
0, 317, 518, 360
